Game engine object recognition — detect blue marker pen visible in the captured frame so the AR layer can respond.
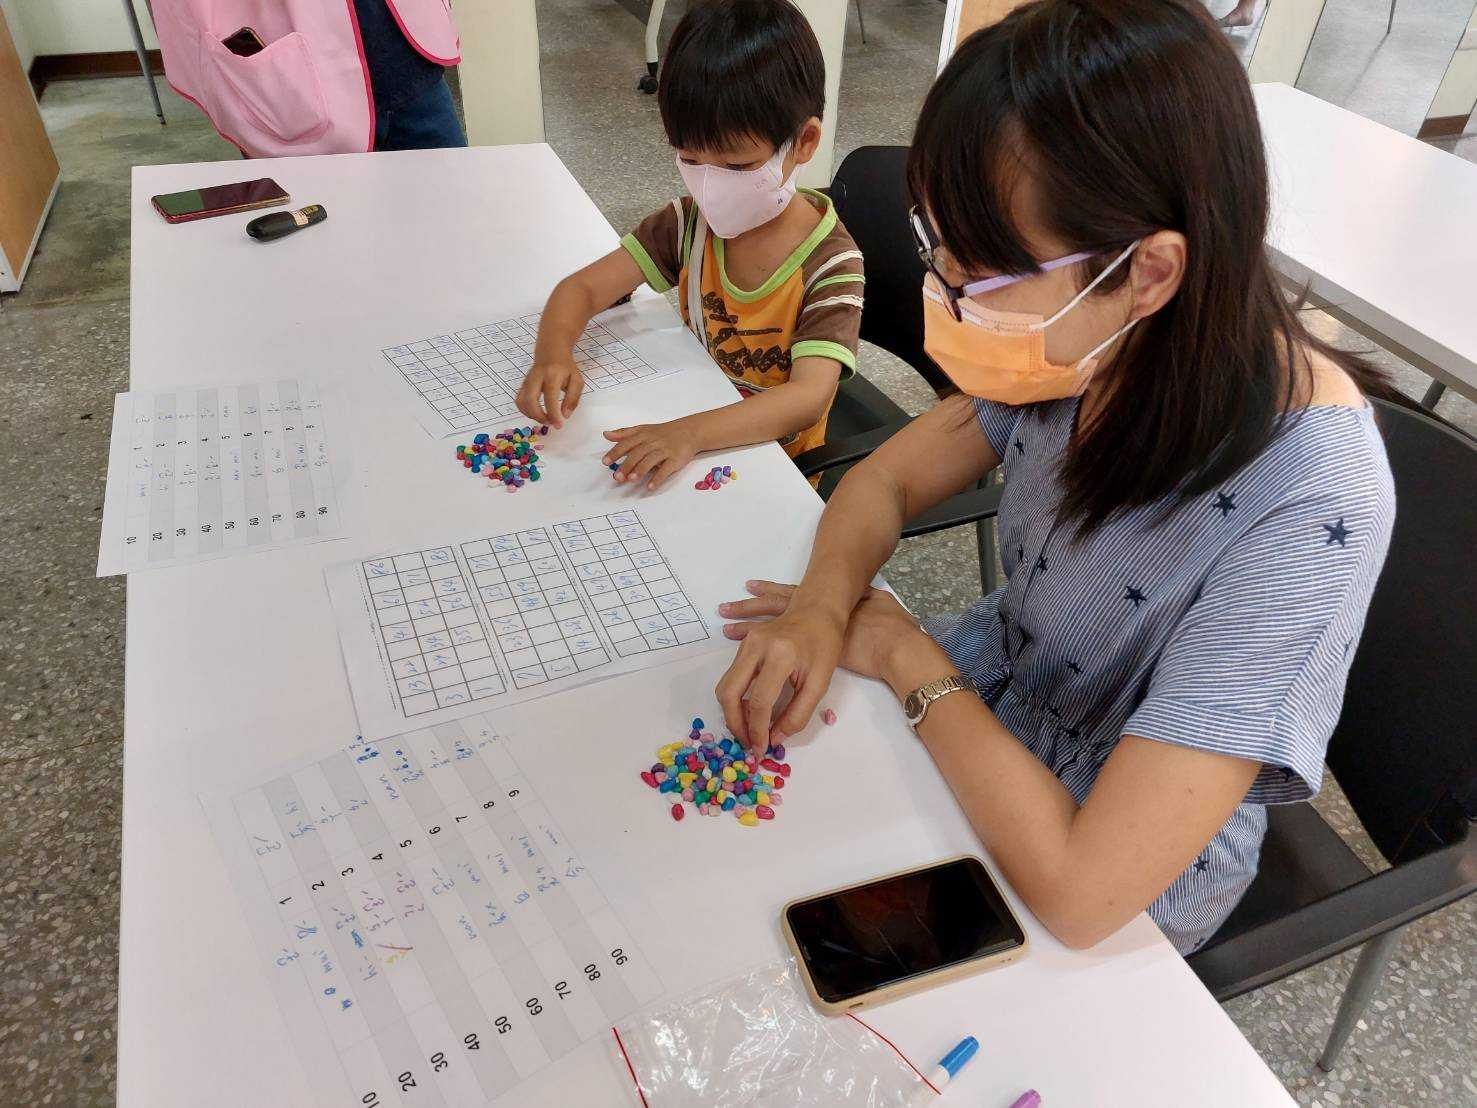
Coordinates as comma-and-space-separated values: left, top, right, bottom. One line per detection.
925, 1036, 979, 1090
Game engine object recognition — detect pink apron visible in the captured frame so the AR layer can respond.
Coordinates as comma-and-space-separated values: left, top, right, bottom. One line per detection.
152, 0, 460, 157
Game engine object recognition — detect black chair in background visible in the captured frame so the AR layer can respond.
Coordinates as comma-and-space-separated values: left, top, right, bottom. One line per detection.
1186, 397, 1477, 1069
793, 145, 1004, 590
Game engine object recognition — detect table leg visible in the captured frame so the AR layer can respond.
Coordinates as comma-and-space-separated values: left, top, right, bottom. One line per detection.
1420, 379, 1446, 410
122, 0, 165, 125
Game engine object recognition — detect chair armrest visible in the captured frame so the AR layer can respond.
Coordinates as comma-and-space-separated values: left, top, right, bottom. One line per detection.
1188, 832, 1477, 1002
792, 422, 906, 478
900, 484, 1003, 538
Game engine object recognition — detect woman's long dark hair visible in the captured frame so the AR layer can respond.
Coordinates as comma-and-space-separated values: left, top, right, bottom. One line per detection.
908, 0, 1388, 533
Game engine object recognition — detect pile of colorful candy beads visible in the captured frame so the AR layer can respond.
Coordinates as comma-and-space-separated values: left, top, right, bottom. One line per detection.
639, 717, 791, 827
694, 465, 736, 491
455, 426, 548, 492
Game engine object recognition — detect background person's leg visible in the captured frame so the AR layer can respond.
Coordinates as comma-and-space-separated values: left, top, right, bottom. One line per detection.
374, 77, 468, 151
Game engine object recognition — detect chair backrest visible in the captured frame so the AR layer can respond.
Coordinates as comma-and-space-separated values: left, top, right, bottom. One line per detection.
829, 145, 951, 394
1327, 398, 1477, 864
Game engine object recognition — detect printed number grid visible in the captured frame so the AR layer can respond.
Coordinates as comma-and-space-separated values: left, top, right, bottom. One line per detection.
552, 511, 707, 656
364, 547, 507, 717
459, 528, 609, 690
115, 381, 340, 570
381, 313, 660, 434
226, 721, 661, 1107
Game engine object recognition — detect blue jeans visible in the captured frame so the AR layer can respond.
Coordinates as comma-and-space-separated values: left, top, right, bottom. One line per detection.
374, 76, 467, 151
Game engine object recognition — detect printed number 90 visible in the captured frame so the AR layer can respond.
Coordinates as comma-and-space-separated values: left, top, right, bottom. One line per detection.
611, 948, 629, 966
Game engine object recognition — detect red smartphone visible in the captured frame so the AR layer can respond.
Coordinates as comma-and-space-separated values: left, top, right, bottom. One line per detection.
151, 178, 290, 224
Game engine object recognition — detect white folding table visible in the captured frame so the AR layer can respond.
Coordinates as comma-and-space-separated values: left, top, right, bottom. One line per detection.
1256, 81, 1477, 407
117, 144, 1292, 1106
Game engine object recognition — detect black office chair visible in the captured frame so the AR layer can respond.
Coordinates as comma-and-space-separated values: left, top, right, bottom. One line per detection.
1187, 397, 1477, 1069
792, 145, 1004, 589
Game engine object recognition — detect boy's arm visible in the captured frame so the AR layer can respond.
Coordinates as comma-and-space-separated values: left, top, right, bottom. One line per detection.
602, 357, 842, 489
518, 247, 644, 428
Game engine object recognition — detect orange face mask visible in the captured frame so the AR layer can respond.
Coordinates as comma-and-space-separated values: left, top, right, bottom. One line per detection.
922, 242, 1139, 405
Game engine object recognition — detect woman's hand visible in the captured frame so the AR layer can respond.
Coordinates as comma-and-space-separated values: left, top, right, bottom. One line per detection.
716, 581, 935, 748
602, 419, 701, 490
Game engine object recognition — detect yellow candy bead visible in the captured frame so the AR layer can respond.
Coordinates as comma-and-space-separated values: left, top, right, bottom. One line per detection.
677, 772, 696, 787
717, 790, 732, 804
738, 811, 759, 827
721, 766, 737, 783
756, 791, 769, 804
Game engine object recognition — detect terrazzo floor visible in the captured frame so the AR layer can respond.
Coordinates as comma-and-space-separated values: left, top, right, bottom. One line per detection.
1, 2, 1474, 1103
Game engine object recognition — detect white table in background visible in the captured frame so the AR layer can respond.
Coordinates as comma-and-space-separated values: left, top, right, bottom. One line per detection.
1256, 81, 1477, 406
118, 144, 1292, 1106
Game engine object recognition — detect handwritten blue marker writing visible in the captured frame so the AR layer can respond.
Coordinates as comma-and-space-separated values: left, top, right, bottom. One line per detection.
925, 1036, 978, 1090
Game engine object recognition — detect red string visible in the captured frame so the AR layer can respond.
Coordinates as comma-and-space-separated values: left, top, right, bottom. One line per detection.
846, 1011, 942, 1096
611, 1026, 651, 1108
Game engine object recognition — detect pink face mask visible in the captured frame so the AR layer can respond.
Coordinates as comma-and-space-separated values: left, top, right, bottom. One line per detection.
676, 141, 797, 238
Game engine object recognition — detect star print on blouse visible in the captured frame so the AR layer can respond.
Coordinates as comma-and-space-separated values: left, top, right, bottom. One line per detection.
1014, 438, 1026, 455
1124, 586, 1147, 608
1322, 517, 1351, 547
1214, 491, 1237, 517
1035, 553, 1049, 572
1065, 660, 1082, 674
1193, 856, 1210, 874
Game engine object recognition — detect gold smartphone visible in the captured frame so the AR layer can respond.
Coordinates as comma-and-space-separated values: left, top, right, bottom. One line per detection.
781, 855, 1028, 1015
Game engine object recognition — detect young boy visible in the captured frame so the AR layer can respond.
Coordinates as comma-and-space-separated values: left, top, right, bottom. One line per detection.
517, 0, 864, 490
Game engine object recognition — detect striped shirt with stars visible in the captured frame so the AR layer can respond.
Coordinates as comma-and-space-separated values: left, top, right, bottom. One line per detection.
923, 396, 1395, 953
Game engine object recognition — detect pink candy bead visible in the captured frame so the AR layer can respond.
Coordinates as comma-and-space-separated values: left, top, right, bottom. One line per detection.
821, 708, 837, 726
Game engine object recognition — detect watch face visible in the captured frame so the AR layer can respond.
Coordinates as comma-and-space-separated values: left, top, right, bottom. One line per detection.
904, 692, 924, 723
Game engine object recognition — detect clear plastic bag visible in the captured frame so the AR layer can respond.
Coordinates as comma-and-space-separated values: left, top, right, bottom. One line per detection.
612, 961, 932, 1107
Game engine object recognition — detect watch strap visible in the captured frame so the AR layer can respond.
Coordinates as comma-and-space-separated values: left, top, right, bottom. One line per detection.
904, 674, 975, 727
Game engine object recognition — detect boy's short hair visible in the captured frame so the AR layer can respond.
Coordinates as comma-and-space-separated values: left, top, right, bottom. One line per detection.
658, 0, 825, 153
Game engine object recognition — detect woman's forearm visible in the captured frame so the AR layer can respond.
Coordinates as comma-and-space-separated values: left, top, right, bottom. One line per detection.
878, 635, 1090, 940
791, 465, 909, 624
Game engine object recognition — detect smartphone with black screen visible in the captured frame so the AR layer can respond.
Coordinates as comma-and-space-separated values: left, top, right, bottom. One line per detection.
782, 855, 1028, 1014
221, 26, 266, 57
151, 178, 289, 224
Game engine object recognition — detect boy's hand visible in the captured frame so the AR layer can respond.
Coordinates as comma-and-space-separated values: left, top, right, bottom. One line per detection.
602, 420, 701, 491
517, 358, 584, 429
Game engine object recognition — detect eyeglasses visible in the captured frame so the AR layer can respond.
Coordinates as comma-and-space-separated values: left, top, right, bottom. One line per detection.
908, 205, 1100, 321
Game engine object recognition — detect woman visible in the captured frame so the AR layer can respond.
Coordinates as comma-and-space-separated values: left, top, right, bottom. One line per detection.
714, 0, 1394, 954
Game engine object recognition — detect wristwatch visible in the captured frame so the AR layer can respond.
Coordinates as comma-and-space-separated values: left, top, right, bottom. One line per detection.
902, 674, 975, 728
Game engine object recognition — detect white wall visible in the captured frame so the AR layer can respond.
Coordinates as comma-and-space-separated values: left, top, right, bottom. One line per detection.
459, 0, 544, 145
2, 0, 34, 70
791, 0, 846, 187
16, 0, 157, 57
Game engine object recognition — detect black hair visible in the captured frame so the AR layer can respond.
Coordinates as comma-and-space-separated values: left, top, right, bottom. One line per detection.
908, 0, 1390, 534
658, 0, 825, 153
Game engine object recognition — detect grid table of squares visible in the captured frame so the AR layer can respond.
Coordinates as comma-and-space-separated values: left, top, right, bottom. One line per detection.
549, 511, 707, 656
364, 547, 507, 717
382, 313, 660, 434
460, 528, 610, 691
